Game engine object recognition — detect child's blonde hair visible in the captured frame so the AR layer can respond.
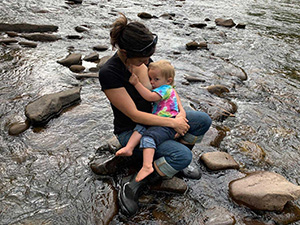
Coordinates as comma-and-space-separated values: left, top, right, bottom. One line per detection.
148, 60, 175, 85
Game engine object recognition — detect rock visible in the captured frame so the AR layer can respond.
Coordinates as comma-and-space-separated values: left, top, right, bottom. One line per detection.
21, 33, 60, 42
0, 23, 58, 33
92, 180, 118, 225
186, 41, 208, 50
206, 84, 230, 97
93, 45, 109, 51
96, 136, 122, 155
5, 31, 19, 37
236, 23, 246, 29
57, 53, 82, 67
183, 74, 205, 82
138, 12, 154, 19
0, 38, 18, 44
8, 120, 31, 135
74, 73, 98, 79
221, 63, 248, 81
150, 176, 187, 194
215, 18, 236, 28
97, 55, 111, 69
25, 87, 81, 126
70, 65, 85, 73
75, 25, 89, 33
189, 23, 207, 28
19, 41, 38, 48
200, 151, 239, 170
202, 206, 235, 225
199, 126, 227, 148
90, 151, 125, 175
229, 171, 300, 211
66, 35, 82, 39
83, 52, 99, 62
66, 0, 83, 4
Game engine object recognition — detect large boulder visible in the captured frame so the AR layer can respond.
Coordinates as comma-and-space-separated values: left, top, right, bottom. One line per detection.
25, 87, 81, 126
0, 23, 58, 33
229, 171, 300, 211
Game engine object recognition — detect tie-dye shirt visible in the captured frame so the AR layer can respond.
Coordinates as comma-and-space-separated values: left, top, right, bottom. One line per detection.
152, 85, 179, 117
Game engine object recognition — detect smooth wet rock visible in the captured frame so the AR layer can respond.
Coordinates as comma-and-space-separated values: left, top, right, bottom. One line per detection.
21, 33, 60, 42
74, 72, 98, 79
93, 45, 109, 51
186, 41, 208, 50
215, 18, 236, 28
200, 151, 239, 170
150, 176, 187, 194
57, 53, 82, 67
229, 171, 300, 211
0, 23, 58, 33
83, 52, 99, 62
206, 85, 230, 97
189, 23, 207, 28
97, 55, 111, 69
202, 206, 235, 225
0, 38, 18, 44
25, 87, 81, 126
19, 41, 38, 48
183, 74, 205, 83
6, 31, 18, 37
75, 25, 89, 33
90, 151, 124, 175
236, 23, 246, 29
70, 65, 85, 73
66, 34, 82, 40
138, 12, 154, 19
8, 120, 31, 135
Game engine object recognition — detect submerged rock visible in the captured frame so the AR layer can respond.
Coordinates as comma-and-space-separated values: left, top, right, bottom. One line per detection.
83, 52, 99, 62
93, 45, 109, 51
206, 84, 230, 97
200, 151, 239, 171
186, 41, 208, 50
138, 12, 154, 19
150, 176, 187, 194
202, 206, 236, 225
25, 87, 81, 126
70, 65, 85, 73
0, 23, 58, 33
229, 171, 300, 211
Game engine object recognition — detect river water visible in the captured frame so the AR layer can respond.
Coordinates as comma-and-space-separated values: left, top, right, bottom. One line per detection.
0, 0, 299, 224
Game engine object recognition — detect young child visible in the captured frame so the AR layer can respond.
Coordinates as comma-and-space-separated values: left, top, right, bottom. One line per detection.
116, 60, 186, 182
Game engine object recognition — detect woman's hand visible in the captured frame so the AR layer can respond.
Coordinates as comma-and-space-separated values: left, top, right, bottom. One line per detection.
129, 73, 139, 86
173, 116, 189, 136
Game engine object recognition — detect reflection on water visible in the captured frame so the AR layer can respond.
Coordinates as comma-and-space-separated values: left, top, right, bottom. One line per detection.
1, 0, 300, 224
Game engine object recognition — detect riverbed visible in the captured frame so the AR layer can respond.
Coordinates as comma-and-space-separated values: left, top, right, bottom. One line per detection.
0, 0, 299, 224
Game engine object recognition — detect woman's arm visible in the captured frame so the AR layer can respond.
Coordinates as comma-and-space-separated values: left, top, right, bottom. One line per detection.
104, 87, 189, 135
174, 90, 186, 118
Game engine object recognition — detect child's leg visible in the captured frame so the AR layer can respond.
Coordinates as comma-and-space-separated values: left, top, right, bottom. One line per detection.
116, 131, 142, 156
135, 148, 155, 182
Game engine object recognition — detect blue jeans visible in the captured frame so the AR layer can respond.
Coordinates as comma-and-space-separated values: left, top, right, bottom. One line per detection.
116, 111, 212, 178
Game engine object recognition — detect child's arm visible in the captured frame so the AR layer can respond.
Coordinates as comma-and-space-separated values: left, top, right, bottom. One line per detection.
129, 73, 161, 102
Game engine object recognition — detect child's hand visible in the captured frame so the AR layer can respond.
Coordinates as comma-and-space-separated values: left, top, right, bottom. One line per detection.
129, 73, 139, 86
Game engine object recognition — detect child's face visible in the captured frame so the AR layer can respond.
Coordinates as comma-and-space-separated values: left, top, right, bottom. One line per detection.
148, 68, 172, 89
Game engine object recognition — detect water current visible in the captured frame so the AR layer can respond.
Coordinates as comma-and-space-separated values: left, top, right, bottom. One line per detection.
0, 0, 299, 224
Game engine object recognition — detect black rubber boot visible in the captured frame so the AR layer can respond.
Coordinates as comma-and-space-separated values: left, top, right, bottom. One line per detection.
181, 144, 202, 179
118, 170, 162, 216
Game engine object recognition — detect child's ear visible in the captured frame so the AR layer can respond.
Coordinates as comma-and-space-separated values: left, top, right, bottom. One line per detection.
167, 77, 173, 84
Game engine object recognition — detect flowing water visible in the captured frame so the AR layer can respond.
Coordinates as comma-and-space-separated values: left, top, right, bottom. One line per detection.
0, 0, 300, 224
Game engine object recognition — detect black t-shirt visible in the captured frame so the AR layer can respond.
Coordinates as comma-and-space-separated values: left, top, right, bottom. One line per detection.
98, 53, 152, 134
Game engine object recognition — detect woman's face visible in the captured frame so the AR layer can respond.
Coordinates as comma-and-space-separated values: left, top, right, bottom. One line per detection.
127, 57, 150, 66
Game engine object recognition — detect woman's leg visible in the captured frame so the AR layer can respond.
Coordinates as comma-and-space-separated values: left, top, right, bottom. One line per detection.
181, 111, 212, 145
153, 139, 192, 178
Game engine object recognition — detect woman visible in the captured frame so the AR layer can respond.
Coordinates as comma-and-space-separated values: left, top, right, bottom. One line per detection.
98, 14, 211, 216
